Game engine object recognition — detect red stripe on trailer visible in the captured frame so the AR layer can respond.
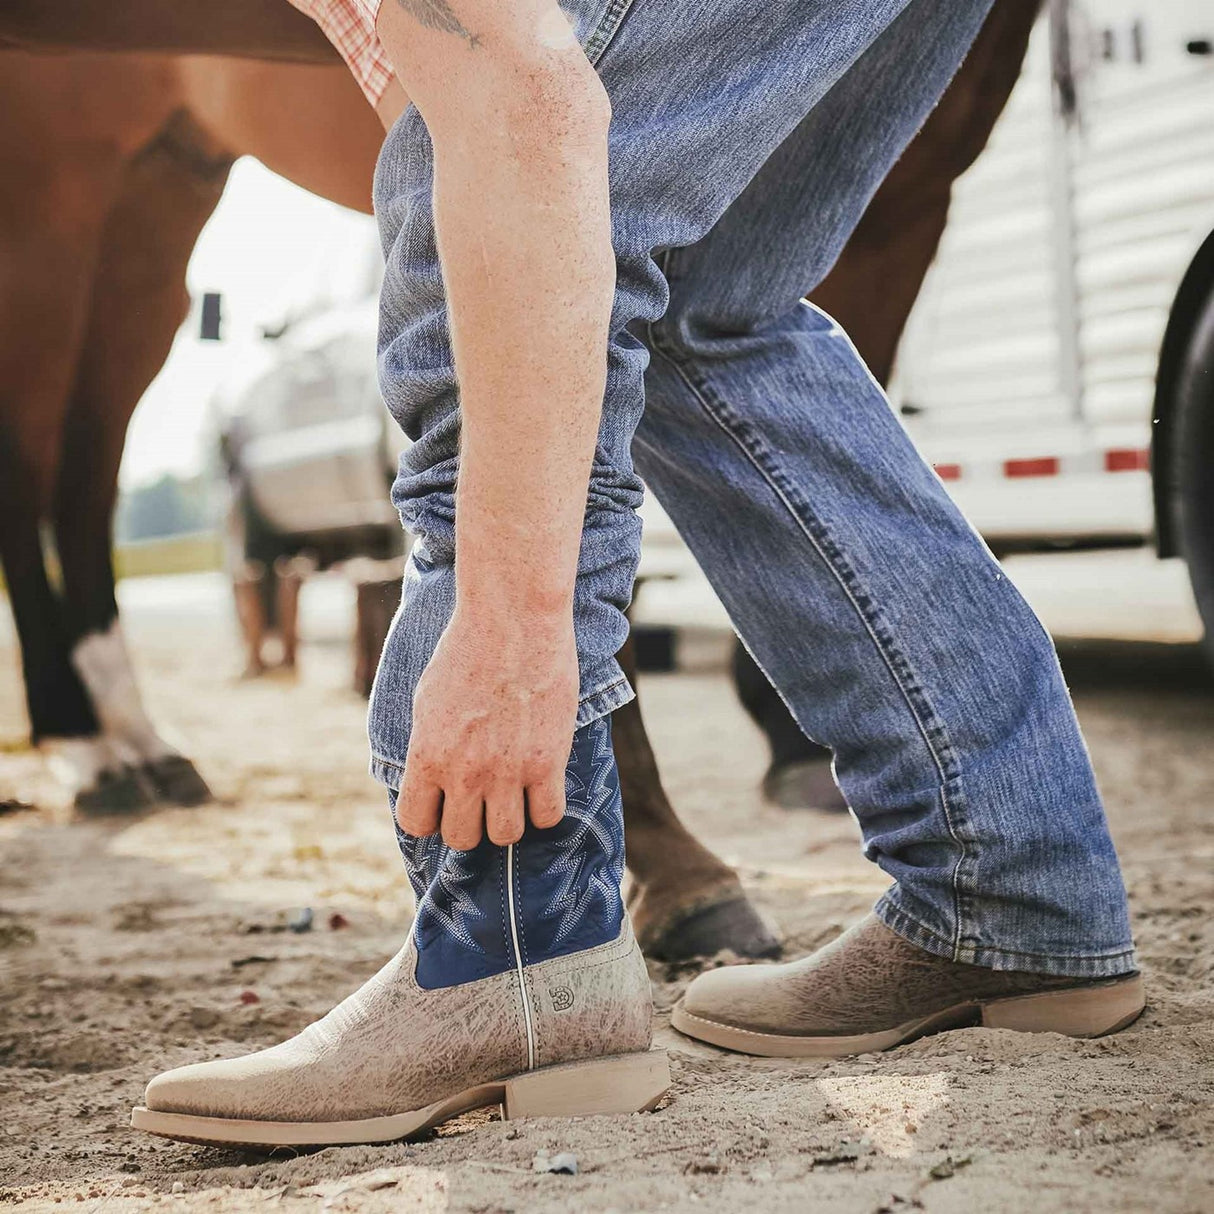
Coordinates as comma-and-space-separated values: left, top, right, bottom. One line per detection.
1104, 448, 1149, 472
1004, 457, 1059, 478
934, 463, 962, 481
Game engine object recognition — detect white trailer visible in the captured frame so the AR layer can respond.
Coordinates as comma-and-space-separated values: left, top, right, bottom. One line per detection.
896, 0, 1214, 649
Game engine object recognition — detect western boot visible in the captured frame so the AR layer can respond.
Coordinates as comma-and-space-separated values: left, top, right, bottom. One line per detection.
132, 717, 669, 1149
672, 914, 1145, 1057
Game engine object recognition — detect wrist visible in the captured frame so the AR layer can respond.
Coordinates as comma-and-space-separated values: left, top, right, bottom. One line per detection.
454, 529, 578, 631
451, 587, 573, 642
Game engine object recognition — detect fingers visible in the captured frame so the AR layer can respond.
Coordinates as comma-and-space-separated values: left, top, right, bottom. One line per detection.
398, 755, 567, 849
485, 784, 525, 847
439, 785, 485, 852
397, 759, 441, 838
527, 773, 566, 831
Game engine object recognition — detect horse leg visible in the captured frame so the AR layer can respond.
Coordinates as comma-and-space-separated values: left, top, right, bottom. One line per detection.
730, 642, 846, 813
728, 0, 1041, 810
615, 635, 780, 961
0, 100, 153, 808
0, 452, 99, 756
52, 115, 232, 807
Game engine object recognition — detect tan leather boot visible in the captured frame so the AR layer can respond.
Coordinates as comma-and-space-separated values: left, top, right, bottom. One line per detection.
133, 919, 667, 1150
672, 914, 1145, 1057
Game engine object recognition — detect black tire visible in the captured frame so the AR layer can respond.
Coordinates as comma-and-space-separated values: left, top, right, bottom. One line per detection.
1172, 287, 1214, 667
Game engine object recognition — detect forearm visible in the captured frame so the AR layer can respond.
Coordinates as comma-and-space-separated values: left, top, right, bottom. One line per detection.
376, 0, 616, 845
440, 101, 613, 628
377, 1, 615, 633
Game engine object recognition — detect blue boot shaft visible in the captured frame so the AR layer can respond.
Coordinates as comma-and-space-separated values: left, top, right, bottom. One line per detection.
390, 716, 626, 989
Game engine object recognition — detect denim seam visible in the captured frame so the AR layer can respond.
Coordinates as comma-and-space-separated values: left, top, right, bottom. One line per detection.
796, 302, 982, 954
583, 0, 639, 66
575, 674, 635, 729
371, 752, 406, 777
647, 304, 973, 957
582, 673, 630, 704
876, 890, 1137, 977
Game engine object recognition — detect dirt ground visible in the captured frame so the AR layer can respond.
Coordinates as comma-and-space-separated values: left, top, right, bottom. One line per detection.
1, 578, 1212, 1213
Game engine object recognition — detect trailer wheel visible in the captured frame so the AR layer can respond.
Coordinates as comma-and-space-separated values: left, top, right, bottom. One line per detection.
1173, 288, 1214, 666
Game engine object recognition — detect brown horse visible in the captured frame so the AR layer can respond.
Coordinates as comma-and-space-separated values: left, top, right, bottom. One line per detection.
0, 0, 1039, 960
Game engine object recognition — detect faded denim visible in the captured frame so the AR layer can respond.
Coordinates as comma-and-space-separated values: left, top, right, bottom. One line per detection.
369, 0, 1136, 979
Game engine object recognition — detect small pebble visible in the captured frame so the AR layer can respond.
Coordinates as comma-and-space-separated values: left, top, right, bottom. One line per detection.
189, 1006, 220, 1030
533, 1150, 578, 1175
239, 990, 260, 1005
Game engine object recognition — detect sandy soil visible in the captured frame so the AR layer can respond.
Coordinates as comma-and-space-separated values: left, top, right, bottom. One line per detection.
0, 583, 1212, 1212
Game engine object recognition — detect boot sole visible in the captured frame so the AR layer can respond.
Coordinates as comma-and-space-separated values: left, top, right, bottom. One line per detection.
130, 1049, 670, 1151
671, 973, 1145, 1058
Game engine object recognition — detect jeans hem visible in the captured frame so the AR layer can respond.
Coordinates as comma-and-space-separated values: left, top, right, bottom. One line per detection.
574, 674, 636, 727
369, 753, 406, 792
874, 890, 1138, 979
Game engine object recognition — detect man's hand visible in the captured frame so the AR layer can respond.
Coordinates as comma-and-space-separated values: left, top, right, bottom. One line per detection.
376, 0, 615, 852
397, 611, 577, 849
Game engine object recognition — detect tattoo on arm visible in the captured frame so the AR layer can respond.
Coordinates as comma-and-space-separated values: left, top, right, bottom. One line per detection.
395, 0, 480, 46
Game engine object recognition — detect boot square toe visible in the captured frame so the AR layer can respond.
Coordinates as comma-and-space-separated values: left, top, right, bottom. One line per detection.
144, 1058, 259, 1119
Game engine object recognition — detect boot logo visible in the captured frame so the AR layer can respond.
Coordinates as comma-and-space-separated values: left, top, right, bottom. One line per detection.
550, 986, 575, 1012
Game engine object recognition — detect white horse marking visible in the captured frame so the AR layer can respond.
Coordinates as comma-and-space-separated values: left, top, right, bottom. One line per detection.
71, 620, 177, 763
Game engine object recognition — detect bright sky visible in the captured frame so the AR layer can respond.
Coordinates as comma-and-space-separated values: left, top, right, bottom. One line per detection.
118, 157, 378, 490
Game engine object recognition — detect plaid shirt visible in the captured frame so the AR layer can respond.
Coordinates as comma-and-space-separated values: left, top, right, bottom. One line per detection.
289, 0, 393, 107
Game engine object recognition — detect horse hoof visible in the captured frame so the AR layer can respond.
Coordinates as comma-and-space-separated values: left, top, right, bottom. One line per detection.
75, 767, 155, 816
641, 894, 782, 963
142, 755, 213, 807
762, 759, 849, 813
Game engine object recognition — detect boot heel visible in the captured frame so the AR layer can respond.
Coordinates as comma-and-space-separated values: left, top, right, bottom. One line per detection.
503, 1050, 670, 1120
981, 974, 1145, 1038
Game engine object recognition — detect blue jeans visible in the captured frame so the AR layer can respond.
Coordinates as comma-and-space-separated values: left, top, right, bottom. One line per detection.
369, 0, 1136, 978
